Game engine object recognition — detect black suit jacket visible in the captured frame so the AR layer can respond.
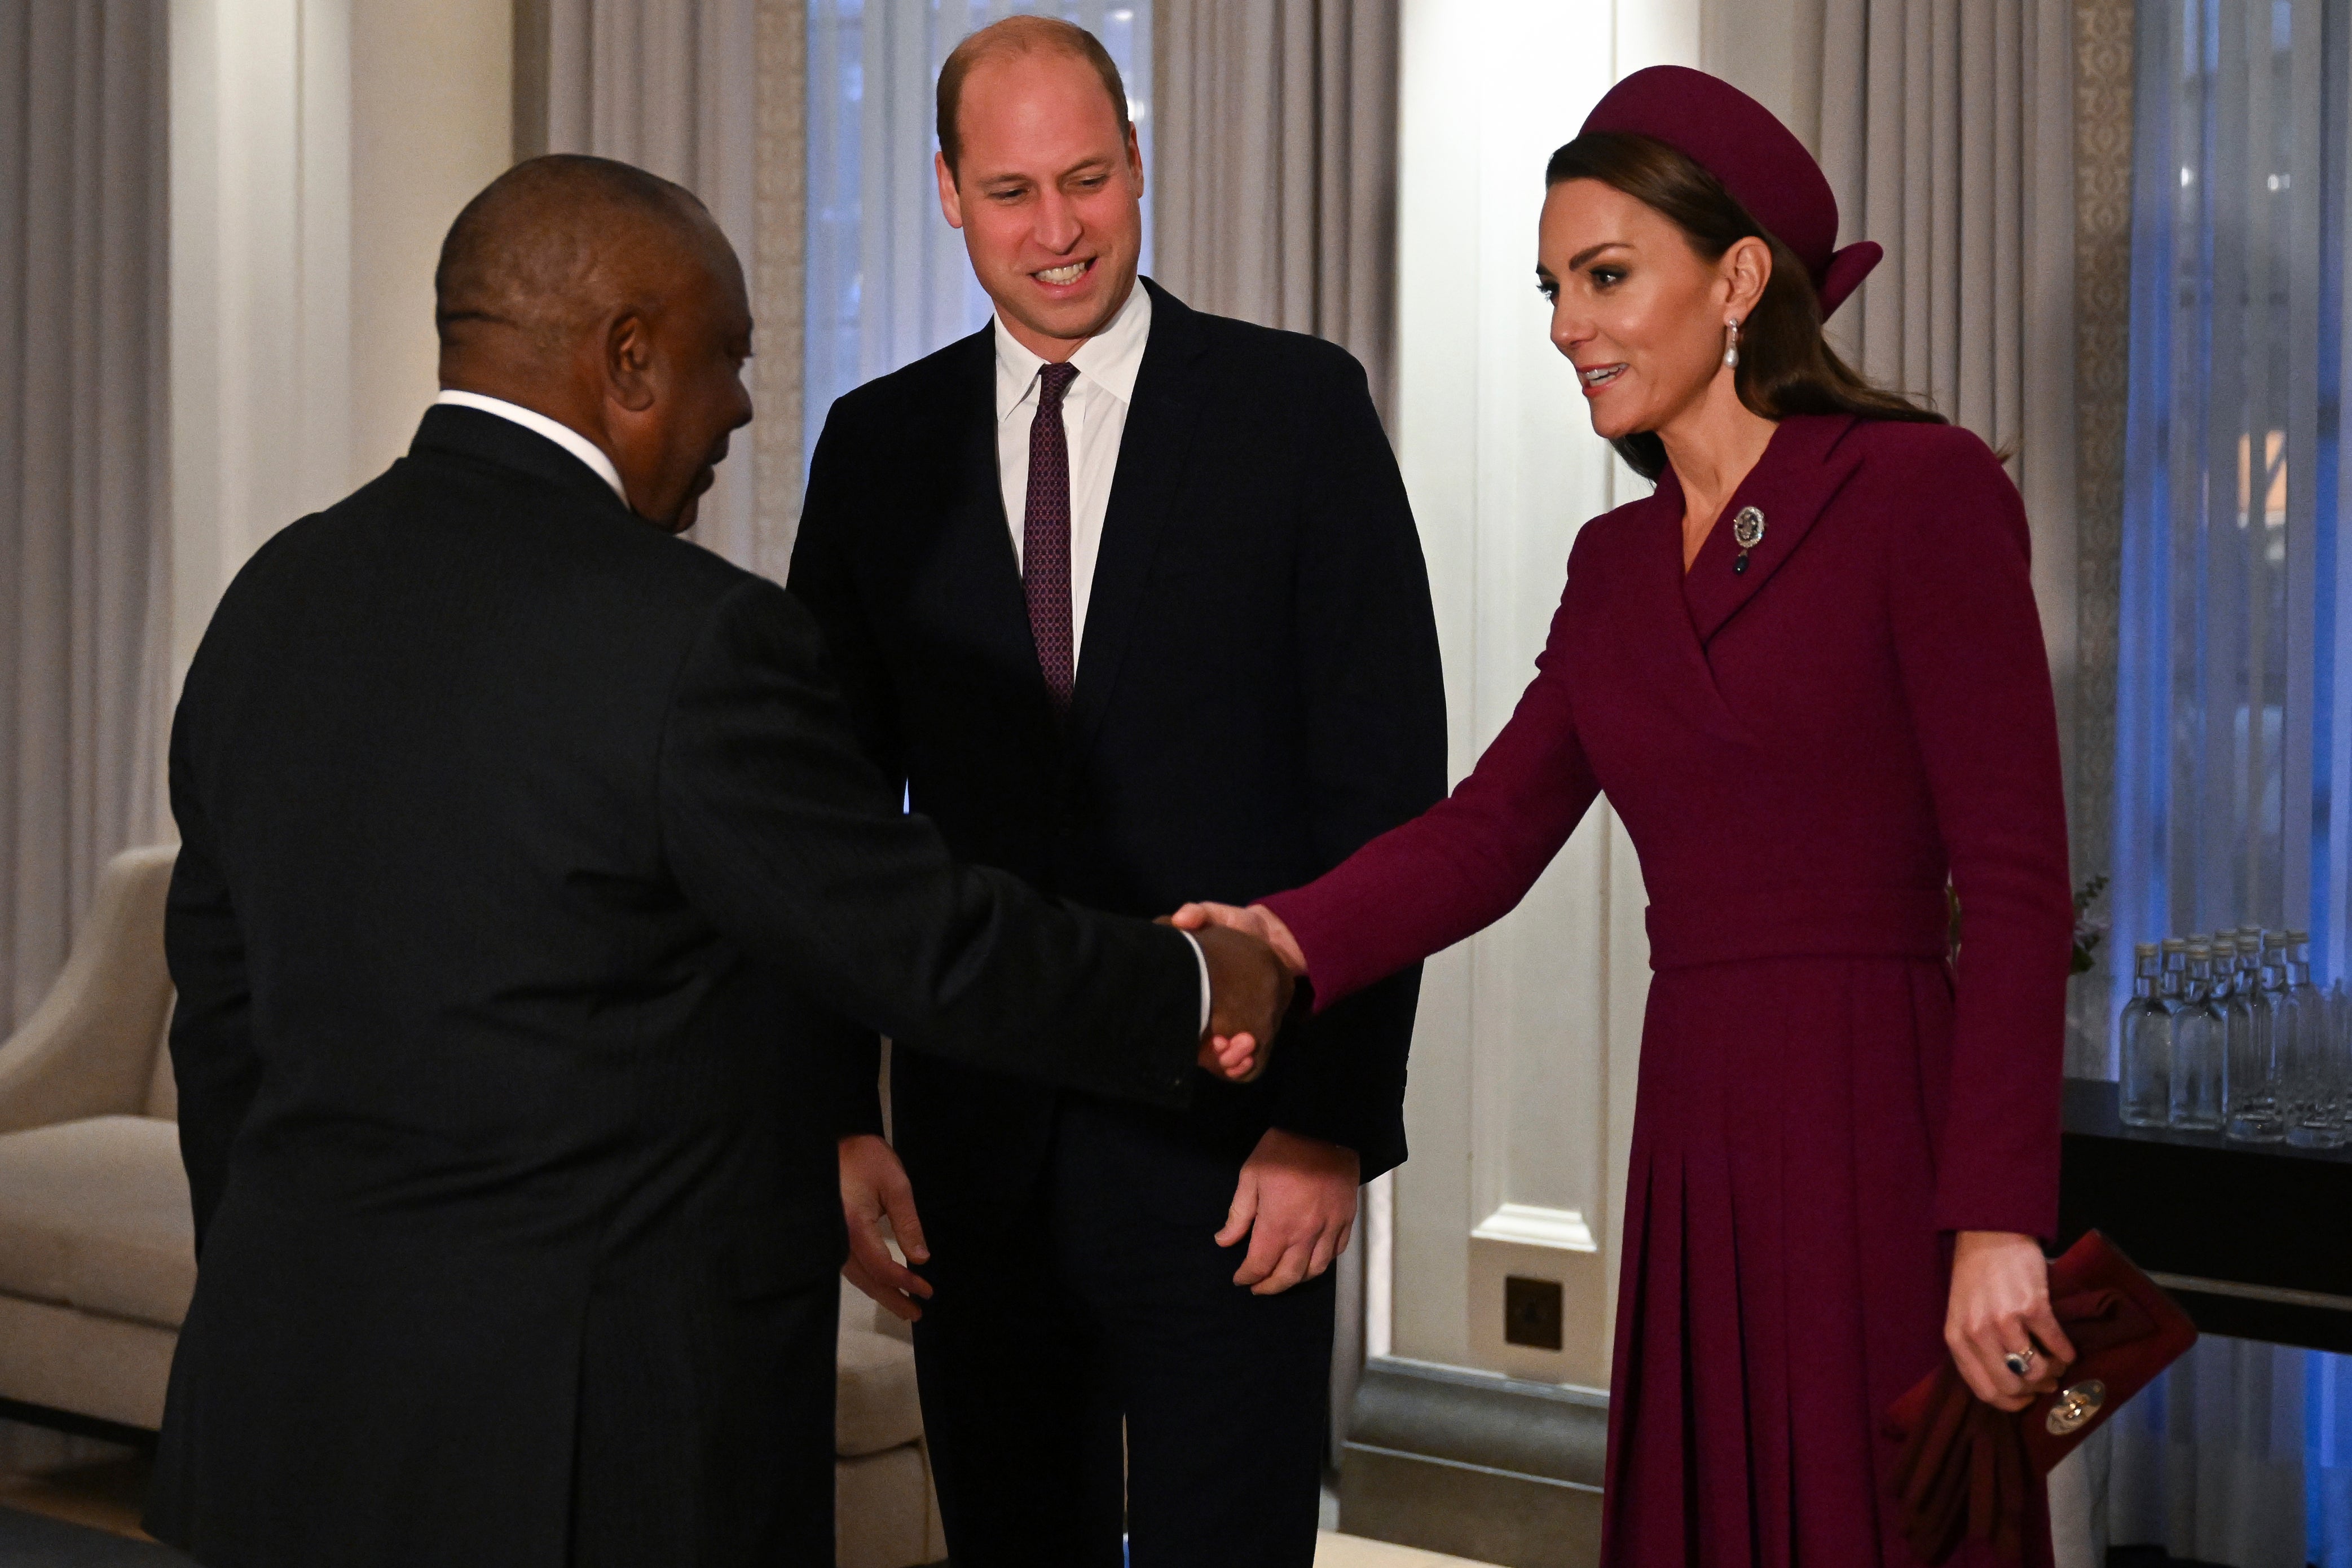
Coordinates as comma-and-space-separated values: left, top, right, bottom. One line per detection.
148, 406, 1206, 1568
789, 280, 1446, 1203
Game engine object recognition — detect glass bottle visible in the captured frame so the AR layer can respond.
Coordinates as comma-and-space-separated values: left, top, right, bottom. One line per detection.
2337, 979, 2352, 1142
2160, 936, 2190, 1014
2274, 934, 2311, 1131
2119, 942, 2170, 1127
2328, 978, 2352, 1149
2226, 931, 2285, 1142
2283, 932, 2341, 1149
2172, 940, 2227, 1130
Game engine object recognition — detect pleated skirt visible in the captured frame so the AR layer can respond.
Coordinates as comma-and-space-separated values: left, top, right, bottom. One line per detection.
1598, 955, 2054, 1567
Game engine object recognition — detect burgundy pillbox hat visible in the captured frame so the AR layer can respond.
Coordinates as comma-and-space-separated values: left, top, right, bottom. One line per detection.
1579, 65, 1882, 318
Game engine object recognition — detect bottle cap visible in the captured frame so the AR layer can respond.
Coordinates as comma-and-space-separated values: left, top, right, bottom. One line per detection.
2187, 941, 2212, 957
2287, 929, 2310, 942
2160, 937, 2188, 952
2134, 941, 2159, 957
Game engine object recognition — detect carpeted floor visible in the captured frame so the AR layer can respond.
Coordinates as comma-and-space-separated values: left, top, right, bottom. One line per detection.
0, 1507, 188, 1566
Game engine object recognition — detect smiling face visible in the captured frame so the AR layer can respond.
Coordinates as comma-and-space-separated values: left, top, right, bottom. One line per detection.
936, 47, 1144, 361
1536, 177, 1768, 442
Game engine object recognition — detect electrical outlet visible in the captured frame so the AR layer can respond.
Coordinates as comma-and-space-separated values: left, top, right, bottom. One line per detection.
1504, 1275, 1563, 1351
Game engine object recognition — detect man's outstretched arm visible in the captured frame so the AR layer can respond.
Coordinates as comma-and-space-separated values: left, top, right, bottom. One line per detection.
658, 577, 1285, 1099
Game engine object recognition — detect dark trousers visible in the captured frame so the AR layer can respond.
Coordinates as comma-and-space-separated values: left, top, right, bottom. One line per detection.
909, 1098, 1334, 1568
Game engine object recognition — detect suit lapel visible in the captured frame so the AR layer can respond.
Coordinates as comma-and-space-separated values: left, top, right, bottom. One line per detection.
1679, 413, 1865, 646
1066, 279, 1209, 757
923, 329, 1061, 728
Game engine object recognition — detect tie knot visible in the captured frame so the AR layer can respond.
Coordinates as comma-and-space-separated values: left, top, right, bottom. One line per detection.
1036, 361, 1078, 411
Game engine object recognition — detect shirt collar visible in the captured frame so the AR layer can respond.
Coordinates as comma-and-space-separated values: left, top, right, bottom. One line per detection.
432, 390, 630, 508
992, 279, 1153, 422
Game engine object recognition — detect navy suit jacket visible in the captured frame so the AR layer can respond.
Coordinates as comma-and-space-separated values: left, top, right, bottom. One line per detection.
789, 279, 1446, 1206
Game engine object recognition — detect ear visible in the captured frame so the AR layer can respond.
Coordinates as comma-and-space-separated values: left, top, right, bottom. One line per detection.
1125, 124, 1145, 197
1723, 235, 1772, 321
605, 310, 659, 415
936, 151, 965, 230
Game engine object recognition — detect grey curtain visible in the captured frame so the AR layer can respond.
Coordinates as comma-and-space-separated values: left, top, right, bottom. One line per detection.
1153, 0, 1400, 418
1805, 0, 2093, 1065
0, 1, 171, 1030
526, 0, 805, 579
1811, 0, 2077, 487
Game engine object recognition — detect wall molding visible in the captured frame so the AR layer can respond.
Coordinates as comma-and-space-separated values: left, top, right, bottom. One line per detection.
1471, 1203, 1598, 1252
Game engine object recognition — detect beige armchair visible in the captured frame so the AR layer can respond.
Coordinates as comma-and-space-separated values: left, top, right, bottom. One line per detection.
0, 844, 944, 1566
0, 844, 186, 1435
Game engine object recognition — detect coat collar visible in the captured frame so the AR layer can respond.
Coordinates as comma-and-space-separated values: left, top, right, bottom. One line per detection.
1664, 413, 1866, 646
409, 404, 640, 520
1602, 413, 1867, 745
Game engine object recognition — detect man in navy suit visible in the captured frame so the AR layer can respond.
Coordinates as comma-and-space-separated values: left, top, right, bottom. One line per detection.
789, 19, 1447, 1566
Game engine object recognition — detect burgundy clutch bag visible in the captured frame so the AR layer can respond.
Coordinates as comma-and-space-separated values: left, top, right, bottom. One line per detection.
1882, 1231, 2197, 1563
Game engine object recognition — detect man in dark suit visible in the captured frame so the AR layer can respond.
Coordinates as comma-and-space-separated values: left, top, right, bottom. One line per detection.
148, 154, 1288, 1568
787, 19, 1447, 1566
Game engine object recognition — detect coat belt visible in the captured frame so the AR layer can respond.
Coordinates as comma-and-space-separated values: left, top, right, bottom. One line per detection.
1644, 886, 1952, 971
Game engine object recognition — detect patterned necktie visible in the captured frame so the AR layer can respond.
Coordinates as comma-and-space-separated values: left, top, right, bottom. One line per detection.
1024, 361, 1081, 713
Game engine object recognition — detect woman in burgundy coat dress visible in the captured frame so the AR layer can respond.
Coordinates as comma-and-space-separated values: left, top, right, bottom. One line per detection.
1178, 68, 2076, 1566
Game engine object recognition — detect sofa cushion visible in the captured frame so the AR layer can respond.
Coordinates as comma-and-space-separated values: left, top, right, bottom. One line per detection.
836, 1322, 924, 1457
0, 1115, 194, 1329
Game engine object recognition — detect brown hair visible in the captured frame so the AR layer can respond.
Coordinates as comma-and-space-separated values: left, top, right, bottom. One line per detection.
1544, 131, 1941, 480
936, 17, 1131, 179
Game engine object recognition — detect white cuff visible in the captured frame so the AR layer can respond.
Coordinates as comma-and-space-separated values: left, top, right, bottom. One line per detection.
1182, 931, 1211, 1034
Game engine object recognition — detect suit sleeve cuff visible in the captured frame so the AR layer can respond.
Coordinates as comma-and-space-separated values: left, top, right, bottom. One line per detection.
1183, 931, 1210, 1034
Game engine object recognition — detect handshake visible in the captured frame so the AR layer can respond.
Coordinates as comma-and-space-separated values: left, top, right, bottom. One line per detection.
1174, 902, 1311, 1086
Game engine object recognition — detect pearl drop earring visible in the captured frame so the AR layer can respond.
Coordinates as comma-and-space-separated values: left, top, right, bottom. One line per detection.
1723, 318, 1741, 369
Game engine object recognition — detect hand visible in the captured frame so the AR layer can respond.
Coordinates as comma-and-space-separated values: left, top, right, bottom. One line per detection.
1945, 1230, 2076, 1411
839, 1134, 932, 1323
1170, 900, 1308, 977
1217, 1128, 1360, 1295
1184, 922, 1296, 1084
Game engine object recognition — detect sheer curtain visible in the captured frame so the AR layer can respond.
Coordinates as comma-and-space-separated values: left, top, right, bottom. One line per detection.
803, 0, 1153, 465
0, 0, 171, 1030
2095, 0, 2352, 1562
1152, 0, 1398, 416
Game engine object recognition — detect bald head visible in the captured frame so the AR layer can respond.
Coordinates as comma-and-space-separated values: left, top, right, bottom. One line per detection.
433, 155, 754, 534
435, 155, 725, 360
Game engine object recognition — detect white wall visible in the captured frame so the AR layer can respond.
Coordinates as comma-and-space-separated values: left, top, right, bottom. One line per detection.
1388, 0, 1702, 1389
170, 0, 513, 682
351, 1, 517, 484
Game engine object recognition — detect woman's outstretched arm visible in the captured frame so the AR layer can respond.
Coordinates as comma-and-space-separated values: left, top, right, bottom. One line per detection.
1182, 574, 1603, 1010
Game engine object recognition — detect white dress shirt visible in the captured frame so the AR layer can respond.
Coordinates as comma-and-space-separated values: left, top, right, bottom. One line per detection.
437, 381, 1213, 1032
434, 390, 629, 508
993, 281, 1152, 664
